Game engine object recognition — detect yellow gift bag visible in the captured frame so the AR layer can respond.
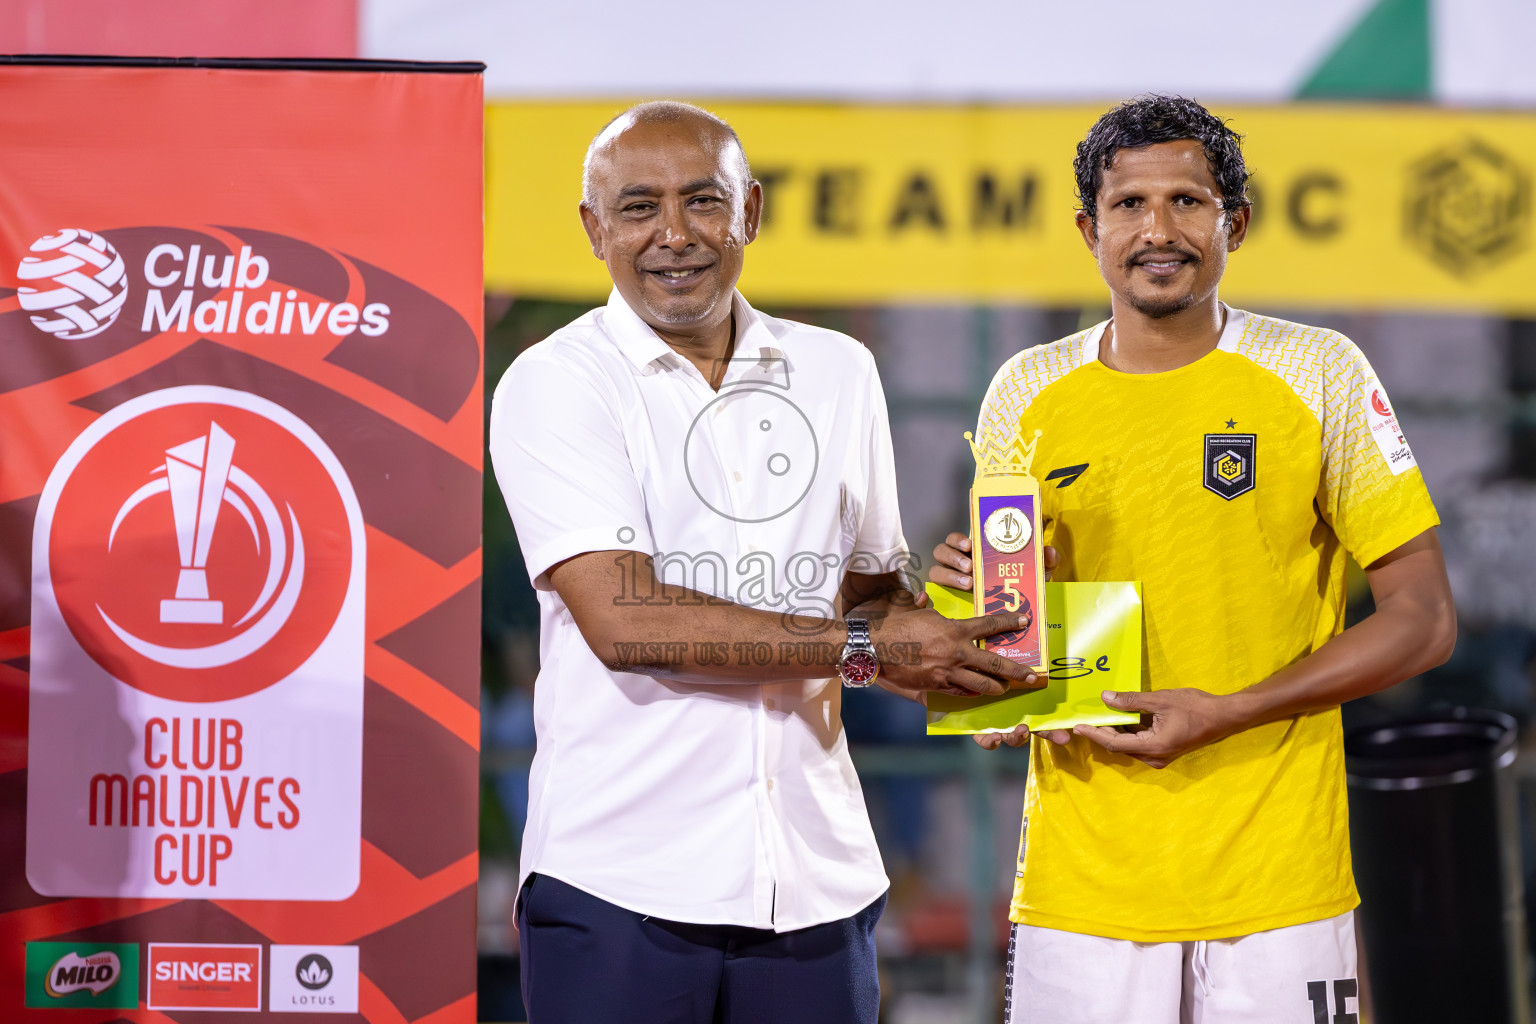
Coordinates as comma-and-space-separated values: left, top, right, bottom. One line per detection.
924, 580, 1143, 735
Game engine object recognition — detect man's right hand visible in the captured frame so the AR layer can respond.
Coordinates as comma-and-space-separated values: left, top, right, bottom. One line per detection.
930, 532, 1060, 590
875, 608, 1044, 697
930, 531, 978, 590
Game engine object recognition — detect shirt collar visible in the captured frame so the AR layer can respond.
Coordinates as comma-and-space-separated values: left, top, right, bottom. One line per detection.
1213, 303, 1247, 352
1082, 302, 1245, 363
603, 287, 788, 387
603, 288, 677, 371
721, 292, 789, 388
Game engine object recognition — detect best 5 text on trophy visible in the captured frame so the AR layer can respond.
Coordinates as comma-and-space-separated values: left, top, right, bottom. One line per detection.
965, 427, 1047, 670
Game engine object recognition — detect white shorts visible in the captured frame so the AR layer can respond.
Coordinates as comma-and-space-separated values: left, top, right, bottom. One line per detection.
1004, 911, 1358, 1024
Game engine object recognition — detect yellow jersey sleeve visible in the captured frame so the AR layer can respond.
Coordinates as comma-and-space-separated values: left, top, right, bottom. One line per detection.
1231, 318, 1439, 567
975, 330, 1091, 447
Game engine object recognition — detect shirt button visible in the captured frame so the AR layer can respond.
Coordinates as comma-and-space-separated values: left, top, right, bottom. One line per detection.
766, 778, 776, 792
733, 470, 743, 482
765, 699, 776, 710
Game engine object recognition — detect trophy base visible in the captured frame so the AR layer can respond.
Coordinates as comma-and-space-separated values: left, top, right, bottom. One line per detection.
161, 599, 223, 624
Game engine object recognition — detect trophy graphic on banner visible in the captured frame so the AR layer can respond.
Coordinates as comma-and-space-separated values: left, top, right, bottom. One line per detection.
160, 422, 236, 624
964, 426, 1047, 669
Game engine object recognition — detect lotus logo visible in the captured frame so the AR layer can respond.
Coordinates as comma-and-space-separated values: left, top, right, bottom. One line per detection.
295, 953, 332, 991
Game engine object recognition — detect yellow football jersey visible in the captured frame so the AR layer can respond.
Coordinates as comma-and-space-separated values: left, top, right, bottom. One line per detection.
981, 307, 1440, 942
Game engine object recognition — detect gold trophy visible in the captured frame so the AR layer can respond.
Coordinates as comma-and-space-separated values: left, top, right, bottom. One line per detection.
964, 428, 1046, 669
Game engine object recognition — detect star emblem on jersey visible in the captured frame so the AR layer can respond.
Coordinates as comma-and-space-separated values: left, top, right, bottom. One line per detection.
1203, 434, 1256, 500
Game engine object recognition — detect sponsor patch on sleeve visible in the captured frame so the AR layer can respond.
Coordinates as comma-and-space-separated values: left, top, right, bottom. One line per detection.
1365, 383, 1417, 476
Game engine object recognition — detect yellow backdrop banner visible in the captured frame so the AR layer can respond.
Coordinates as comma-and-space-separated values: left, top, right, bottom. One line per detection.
487, 102, 1536, 312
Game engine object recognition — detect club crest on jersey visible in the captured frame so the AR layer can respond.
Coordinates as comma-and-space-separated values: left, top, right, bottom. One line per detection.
1203, 434, 1256, 500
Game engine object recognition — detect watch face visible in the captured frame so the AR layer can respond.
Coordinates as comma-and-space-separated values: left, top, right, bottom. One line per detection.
841, 650, 878, 684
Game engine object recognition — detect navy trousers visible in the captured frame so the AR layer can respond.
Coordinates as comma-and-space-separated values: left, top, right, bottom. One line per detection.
517, 873, 885, 1024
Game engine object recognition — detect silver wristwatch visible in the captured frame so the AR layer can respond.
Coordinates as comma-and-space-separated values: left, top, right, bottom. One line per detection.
838, 617, 879, 688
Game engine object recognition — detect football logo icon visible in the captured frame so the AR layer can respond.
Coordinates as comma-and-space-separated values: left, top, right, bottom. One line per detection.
16, 229, 129, 339
36, 386, 358, 702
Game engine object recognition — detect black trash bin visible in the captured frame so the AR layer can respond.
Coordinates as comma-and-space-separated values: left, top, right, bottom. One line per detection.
1346, 708, 1529, 1024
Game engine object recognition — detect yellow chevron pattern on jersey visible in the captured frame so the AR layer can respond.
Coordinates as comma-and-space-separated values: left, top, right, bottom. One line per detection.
1228, 315, 1419, 566
977, 329, 1092, 449
984, 307, 1439, 942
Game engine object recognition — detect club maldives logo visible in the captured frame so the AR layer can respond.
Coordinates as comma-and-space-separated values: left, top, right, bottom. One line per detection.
15, 226, 393, 340
24, 942, 140, 1009
16, 229, 129, 339
36, 386, 356, 701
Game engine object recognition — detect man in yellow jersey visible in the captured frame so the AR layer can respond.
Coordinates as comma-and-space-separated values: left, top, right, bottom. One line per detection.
929, 96, 1457, 1022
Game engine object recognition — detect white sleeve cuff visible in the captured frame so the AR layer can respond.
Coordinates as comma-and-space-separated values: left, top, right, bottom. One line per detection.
526, 526, 654, 591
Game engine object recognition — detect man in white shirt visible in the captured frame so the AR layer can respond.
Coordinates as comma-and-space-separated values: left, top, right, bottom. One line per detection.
489, 101, 1037, 1023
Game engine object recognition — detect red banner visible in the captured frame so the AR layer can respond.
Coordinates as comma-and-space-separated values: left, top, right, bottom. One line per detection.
0, 59, 484, 1022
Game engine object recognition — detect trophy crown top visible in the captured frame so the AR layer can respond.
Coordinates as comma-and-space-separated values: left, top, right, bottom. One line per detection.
965, 428, 1043, 478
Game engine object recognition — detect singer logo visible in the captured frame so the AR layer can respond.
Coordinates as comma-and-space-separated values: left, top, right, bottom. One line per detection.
38, 387, 355, 701
148, 943, 262, 1011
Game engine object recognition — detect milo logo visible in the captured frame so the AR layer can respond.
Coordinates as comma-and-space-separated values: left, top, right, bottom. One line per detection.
25, 942, 140, 1009
47, 950, 121, 996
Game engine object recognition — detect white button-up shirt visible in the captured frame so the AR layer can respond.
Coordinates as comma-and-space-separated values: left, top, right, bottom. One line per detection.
489, 289, 906, 930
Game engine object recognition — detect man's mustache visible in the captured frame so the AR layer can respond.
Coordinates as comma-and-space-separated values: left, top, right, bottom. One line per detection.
1125, 247, 1201, 270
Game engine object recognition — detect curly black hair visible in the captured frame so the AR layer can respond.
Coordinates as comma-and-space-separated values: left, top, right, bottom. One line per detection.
1074, 95, 1250, 225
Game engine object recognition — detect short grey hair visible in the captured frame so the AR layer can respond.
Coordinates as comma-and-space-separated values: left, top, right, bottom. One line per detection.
580, 100, 752, 209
